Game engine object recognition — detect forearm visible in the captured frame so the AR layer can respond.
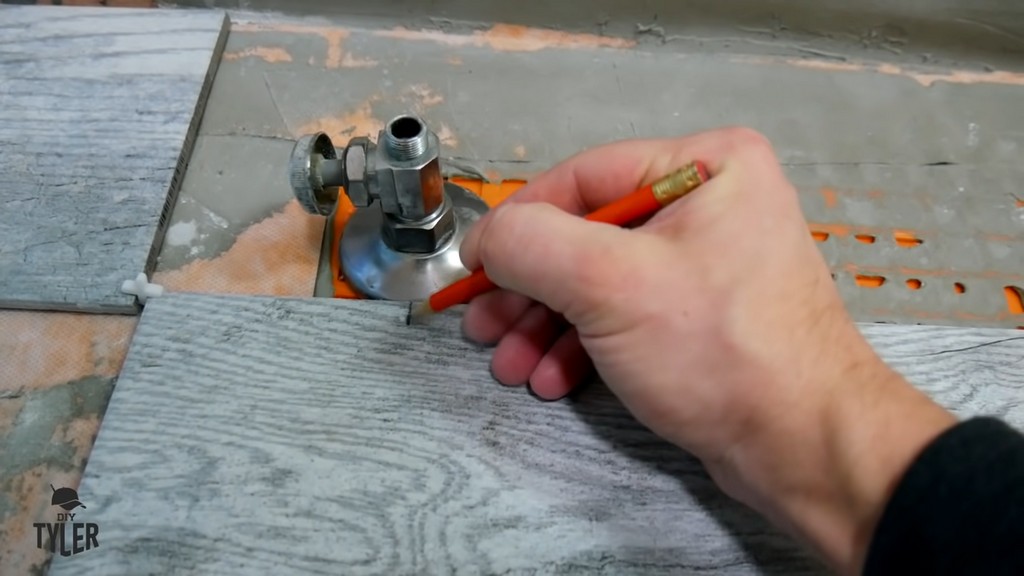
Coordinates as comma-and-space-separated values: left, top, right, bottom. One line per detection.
706, 352, 956, 575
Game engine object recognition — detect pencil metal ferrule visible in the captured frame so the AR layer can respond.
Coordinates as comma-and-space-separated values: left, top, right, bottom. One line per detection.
651, 162, 707, 206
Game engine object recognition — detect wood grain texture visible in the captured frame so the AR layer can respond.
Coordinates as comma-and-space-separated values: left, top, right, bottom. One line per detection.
0, 6, 228, 313
50, 294, 1024, 575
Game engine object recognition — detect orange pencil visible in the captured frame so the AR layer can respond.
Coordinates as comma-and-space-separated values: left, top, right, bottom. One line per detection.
409, 160, 711, 320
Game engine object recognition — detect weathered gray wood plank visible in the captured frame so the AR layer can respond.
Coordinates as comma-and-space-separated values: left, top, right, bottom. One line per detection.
50, 294, 1024, 575
0, 6, 228, 313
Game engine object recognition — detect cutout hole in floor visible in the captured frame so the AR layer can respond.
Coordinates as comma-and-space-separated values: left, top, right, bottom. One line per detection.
893, 231, 924, 248
954, 282, 966, 294
906, 279, 922, 290
855, 234, 876, 244
856, 275, 886, 288
811, 231, 830, 242
1005, 286, 1024, 315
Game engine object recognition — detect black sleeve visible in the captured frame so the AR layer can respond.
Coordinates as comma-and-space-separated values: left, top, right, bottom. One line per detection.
863, 417, 1024, 575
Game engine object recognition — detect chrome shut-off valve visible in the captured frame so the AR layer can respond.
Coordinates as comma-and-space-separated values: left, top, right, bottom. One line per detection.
289, 115, 489, 301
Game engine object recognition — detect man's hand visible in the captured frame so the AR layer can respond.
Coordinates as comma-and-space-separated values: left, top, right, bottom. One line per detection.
458, 127, 957, 575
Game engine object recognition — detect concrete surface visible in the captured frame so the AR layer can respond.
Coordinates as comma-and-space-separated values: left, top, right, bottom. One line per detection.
168, 0, 1024, 73
153, 10, 1024, 328
2, 2, 1024, 574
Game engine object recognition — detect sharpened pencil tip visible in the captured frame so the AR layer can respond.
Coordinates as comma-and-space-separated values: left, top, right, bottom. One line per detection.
406, 300, 435, 325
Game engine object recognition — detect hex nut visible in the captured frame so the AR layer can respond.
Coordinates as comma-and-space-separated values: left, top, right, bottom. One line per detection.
375, 131, 444, 220
344, 137, 373, 207
391, 157, 444, 220
382, 196, 456, 253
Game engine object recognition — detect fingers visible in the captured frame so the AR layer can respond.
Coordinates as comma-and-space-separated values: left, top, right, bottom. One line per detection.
490, 305, 566, 386
489, 321, 593, 400
461, 126, 780, 272
468, 202, 644, 324
462, 289, 533, 345
456, 126, 791, 404
528, 328, 593, 401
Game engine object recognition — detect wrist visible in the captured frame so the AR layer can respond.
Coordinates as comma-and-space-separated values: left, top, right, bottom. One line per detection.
820, 363, 957, 574
705, 344, 956, 575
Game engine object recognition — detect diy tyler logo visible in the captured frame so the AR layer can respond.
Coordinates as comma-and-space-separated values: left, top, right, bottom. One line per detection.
34, 485, 100, 557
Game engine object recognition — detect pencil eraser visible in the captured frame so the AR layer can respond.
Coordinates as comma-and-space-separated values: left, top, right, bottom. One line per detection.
695, 161, 711, 182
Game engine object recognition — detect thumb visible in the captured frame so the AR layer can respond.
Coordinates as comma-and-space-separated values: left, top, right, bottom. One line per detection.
467, 202, 644, 323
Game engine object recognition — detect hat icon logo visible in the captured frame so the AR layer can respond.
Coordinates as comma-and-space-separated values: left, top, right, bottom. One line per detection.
50, 485, 86, 511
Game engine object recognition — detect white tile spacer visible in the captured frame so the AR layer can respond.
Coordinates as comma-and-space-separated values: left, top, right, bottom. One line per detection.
121, 273, 165, 305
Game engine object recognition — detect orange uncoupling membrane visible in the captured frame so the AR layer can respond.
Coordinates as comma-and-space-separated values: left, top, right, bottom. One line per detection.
328, 179, 1006, 313
1006, 286, 1024, 315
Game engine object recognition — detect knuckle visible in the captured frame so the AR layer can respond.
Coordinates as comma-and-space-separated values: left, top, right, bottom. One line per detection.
476, 206, 510, 268
722, 126, 773, 154
459, 222, 483, 268
720, 125, 770, 148
561, 241, 634, 324
576, 244, 626, 297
